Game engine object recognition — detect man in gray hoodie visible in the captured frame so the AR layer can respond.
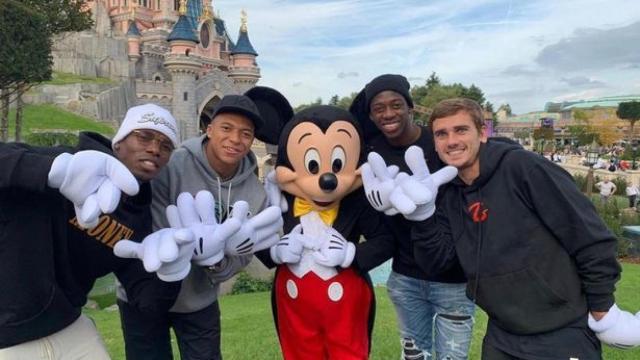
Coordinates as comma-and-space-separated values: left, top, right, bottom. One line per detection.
117, 95, 269, 360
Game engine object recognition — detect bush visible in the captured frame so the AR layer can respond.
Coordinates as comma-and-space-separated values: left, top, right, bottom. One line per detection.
572, 173, 602, 193
25, 132, 78, 147
612, 177, 628, 195
594, 199, 640, 257
231, 271, 272, 295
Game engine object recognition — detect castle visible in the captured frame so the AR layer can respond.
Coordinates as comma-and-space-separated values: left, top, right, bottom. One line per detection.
49, 0, 260, 140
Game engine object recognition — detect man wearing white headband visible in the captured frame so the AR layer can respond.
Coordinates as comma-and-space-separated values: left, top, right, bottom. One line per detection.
0, 104, 188, 359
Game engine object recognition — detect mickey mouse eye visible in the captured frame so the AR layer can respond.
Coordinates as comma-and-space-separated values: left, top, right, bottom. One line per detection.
331, 146, 346, 173
304, 148, 320, 175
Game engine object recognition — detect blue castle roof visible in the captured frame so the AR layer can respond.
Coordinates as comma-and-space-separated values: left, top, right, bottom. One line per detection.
232, 29, 257, 56
127, 21, 141, 36
168, 15, 199, 43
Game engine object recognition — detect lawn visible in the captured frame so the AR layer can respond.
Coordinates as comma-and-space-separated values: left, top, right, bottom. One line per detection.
87, 263, 640, 359
5, 104, 115, 139
43, 71, 115, 86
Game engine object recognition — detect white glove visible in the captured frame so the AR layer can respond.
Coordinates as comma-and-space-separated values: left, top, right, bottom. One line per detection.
264, 170, 288, 212
361, 152, 415, 216
114, 227, 196, 282
400, 146, 458, 221
312, 227, 356, 268
48, 151, 139, 229
270, 225, 314, 264
168, 191, 242, 267
588, 304, 640, 349
224, 201, 283, 256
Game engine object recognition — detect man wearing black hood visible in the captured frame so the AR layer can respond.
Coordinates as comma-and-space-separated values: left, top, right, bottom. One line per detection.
350, 75, 474, 360
410, 98, 625, 359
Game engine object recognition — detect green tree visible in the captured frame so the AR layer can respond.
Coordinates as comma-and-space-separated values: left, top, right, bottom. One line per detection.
329, 95, 339, 106
0, 0, 52, 141
0, 0, 92, 141
336, 92, 358, 110
294, 97, 322, 112
617, 101, 640, 140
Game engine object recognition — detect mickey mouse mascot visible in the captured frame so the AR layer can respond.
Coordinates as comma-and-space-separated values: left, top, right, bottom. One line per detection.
254, 90, 396, 360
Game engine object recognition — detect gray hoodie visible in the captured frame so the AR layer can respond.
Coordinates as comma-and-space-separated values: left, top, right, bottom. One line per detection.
117, 135, 268, 313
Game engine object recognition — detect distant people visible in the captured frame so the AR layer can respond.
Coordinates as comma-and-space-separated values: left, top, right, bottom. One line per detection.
596, 179, 617, 204
626, 181, 639, 209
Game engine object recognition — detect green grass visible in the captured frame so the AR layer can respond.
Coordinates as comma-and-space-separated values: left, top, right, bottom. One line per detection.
5, 104, 115, 138
87, 263, 640, 359
43, 71, 114, 85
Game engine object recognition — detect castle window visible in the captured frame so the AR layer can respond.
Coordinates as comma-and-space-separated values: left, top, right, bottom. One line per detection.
184, 92, 188, 101
174, 0, 179, 11
185, 49, 190, 56
154, 76, 161, 82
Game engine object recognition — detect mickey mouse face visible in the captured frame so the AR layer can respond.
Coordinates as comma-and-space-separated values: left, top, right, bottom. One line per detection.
276, 120, 363, 211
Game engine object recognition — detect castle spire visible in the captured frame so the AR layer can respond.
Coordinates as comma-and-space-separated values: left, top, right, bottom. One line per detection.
201, 0, 213, 21
179, 0, 188, 16
240, 9, 248, 32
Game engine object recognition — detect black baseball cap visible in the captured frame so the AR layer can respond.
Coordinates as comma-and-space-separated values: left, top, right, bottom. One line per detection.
210, 95, 264, 130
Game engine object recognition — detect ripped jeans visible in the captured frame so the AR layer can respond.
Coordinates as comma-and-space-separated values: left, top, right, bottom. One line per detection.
387, 271, 475, 360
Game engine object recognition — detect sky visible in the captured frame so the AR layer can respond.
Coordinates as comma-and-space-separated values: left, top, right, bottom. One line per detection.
214, 0, 640, 114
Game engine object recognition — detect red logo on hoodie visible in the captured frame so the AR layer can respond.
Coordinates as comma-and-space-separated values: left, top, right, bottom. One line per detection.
468, 202, 488, 223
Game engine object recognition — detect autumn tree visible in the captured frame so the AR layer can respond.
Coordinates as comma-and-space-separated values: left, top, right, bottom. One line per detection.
617, 101, 640, 140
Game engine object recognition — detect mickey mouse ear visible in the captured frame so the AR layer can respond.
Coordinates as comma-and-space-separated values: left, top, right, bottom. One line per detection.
244, 86, 293, 145
349, 88, 381, 142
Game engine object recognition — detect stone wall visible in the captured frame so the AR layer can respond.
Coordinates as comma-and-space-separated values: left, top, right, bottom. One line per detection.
24, 81, 136, 124
52, 32, 130, 80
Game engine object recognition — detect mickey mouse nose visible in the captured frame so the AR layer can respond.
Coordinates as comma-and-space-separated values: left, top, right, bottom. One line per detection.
319, 173, 338, 192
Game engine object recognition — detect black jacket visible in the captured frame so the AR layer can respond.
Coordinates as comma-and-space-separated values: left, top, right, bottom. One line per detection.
412, 139, 621, 335
0, 132, 180, 348
367, 128, 466, 283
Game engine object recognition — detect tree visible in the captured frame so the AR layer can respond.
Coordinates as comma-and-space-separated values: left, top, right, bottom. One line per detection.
0, 0, 92, 141
329, 95, 339, 106
617, 101, 640, 140
499, 104, 512, 116
336, 92, 358, 110
294, 97, 323, 112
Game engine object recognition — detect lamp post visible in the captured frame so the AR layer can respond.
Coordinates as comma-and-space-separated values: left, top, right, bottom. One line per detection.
632, 141, 638, 170
586, 141, 599, 196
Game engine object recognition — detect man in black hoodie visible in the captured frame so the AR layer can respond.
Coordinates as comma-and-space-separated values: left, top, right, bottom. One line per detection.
0, 104, 183, 359
350, 74, 474, 360
408, 98, 625, 359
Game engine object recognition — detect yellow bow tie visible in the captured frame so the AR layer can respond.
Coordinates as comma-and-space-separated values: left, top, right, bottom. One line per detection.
293, 197, 339, 226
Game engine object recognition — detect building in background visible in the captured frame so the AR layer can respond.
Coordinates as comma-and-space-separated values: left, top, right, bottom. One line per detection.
43, 0, 260, 140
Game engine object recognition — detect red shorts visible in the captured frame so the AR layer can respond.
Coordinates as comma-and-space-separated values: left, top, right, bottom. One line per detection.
274, 265, 373, 360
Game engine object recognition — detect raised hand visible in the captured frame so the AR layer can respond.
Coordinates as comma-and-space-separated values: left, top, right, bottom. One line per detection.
312, 227, 356, 268
114, 227, 196, 282
589, 304, 640, 349
361, 152, 415, 216
264, 170, 288, 212
224, 201, 283, 256
401, 146, 458, 221
168, 191, 242, 266
270, 225, 314, 264
47, 150, 139, 229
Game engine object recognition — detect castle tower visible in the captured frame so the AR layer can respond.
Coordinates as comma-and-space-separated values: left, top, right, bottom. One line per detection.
165, 0, 201, 140
126, 21, 141, 78
228, 10, 260, 93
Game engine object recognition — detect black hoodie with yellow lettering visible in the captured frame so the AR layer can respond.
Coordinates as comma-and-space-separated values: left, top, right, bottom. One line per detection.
0, 132, 179, 348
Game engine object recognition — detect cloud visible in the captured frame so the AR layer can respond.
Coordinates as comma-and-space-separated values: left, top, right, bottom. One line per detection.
536, 21, 640, 71
214, 0, 640, 113
337, 71, 359, 79
559, 76, 606, 88
500, 65, 540, 77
